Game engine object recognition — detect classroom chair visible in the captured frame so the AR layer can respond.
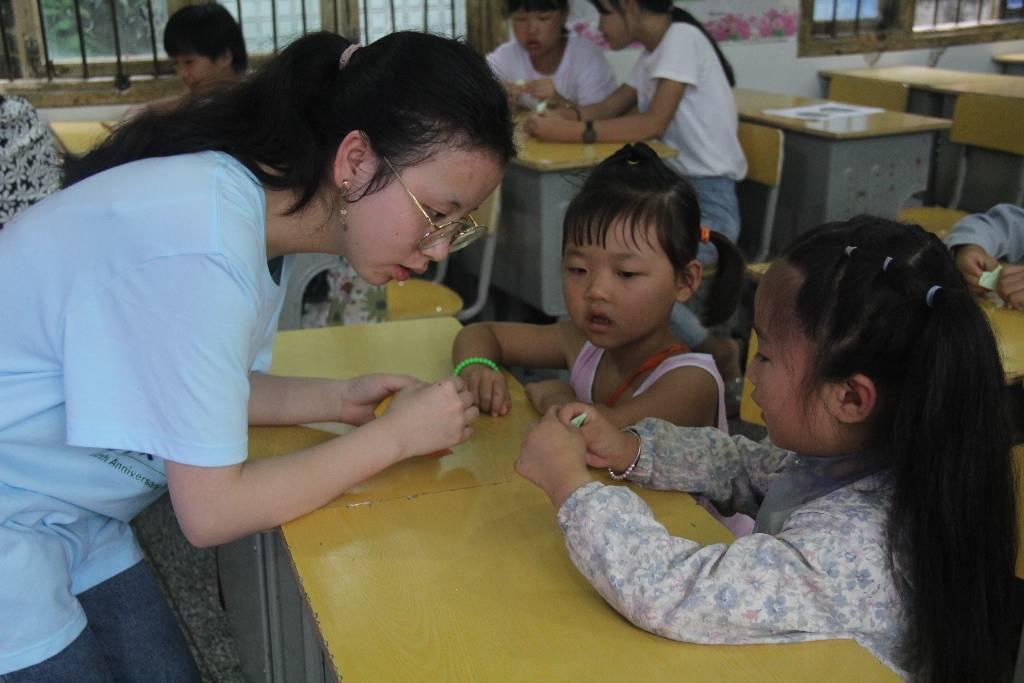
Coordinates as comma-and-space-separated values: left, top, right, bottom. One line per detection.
898, 93, 1024, 240
738, 330, 765, 428
279, 253, 341, 331
827, 74, 909, 112
735, 122, 785, 264
48, 121, 115, 156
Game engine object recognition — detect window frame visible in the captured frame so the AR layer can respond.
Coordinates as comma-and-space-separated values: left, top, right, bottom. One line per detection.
1, 0, 503, 109
800, 0, 1024, 57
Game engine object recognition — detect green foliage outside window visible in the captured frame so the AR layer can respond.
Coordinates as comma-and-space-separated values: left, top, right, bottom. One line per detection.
41, 0, 168, 60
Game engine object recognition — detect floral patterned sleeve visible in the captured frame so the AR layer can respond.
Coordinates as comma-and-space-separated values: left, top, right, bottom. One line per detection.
553, 422, 906, 677
626, 417, 795, 518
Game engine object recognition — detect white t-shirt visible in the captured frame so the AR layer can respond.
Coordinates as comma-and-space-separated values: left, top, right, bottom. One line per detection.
487, 33, 617, 107
627, 23, 746, 180
0, 151, 286, 673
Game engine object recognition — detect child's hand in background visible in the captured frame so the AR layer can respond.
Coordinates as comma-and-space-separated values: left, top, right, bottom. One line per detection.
525, 379, 576, 415
461, 364, 510, 416
954, 244, 999, 296
555, 403, 641, 472
516, 407, 593, 508
379, 377, 478, 458
996, 263, 1024, 310
523, 112, 580, 142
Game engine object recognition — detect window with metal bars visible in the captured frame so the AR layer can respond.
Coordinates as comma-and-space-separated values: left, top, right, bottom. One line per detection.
802, 0, 1024, 55
0, 0, 479, 85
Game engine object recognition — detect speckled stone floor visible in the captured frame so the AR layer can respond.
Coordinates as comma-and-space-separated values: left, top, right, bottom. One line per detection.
132, 497, 245, 683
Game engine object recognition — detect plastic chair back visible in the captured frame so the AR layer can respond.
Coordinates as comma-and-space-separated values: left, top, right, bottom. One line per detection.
828, 74, 909, 112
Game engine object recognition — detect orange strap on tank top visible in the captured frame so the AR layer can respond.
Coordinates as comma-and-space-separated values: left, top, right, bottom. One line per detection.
606, 342, 689, 407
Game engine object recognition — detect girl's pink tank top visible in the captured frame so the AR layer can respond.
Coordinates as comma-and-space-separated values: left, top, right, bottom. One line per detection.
569, 341, 754, 537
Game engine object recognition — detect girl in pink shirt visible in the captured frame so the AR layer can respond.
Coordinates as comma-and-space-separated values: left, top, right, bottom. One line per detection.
453, 142, 744, 435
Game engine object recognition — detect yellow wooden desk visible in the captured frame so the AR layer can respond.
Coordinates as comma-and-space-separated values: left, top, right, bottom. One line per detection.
995, 52, 1024, 76
818, 66, 1024, 207
818, 65, 1024, 100
480, 135, 676, 316
982, 300, 1024, 384
225, 318, 895, 682
48, 121, 115, 155
734, 88, 950, 254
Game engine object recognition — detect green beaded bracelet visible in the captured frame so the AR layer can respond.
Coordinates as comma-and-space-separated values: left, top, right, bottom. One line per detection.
454, 357, 499, 376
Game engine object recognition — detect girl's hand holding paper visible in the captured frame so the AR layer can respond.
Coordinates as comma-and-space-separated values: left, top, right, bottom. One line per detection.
555, 403, 642, 472
515, 407, 592, 508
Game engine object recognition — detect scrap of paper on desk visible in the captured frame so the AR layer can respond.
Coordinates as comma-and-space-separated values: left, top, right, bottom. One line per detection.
374, 395, 452, 458
762, 102, 884, 121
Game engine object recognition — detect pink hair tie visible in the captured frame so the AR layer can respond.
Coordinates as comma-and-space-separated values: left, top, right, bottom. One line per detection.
339, 43, 361, 69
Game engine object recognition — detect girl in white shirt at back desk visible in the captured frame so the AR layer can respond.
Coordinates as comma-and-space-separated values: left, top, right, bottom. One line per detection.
487, 0, 617, 112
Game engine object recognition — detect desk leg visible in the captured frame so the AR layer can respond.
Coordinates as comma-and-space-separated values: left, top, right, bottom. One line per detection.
217, 531, 337, 683
489, 165, 579, 317
772, 132, 932, 251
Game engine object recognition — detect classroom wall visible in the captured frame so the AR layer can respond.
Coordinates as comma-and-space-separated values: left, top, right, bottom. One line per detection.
604, 37, 1024, 98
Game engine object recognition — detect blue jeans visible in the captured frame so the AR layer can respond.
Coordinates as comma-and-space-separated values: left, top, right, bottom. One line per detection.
1, 561, 201, 683
671, 176, 741, 347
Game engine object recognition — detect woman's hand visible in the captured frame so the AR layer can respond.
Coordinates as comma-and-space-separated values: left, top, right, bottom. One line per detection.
461, 364, 510, 416
515, 408, 593, 508
954, 244, 999, 296
523, 112, 581, 143
378, 376, 478, 458
524, 379, 576, 415
336, 373, 420, 425
554, 403, 641, 472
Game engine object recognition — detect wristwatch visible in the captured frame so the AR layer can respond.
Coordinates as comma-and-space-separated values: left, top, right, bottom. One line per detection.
582, 120, 596, 144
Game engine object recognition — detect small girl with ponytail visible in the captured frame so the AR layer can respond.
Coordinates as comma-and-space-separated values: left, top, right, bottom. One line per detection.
515, 215, 1018, 680
454, 142, 744, 434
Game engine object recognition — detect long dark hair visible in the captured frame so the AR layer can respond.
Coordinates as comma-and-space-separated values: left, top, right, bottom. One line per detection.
783, 216, 1017, 681
589, 0, 735, 87
505, 0, 568, 12
66, 31, 514, 213
563, 142, 743, 327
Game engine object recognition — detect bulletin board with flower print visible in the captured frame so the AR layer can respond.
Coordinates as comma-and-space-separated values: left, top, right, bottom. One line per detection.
568, 0, 800, 46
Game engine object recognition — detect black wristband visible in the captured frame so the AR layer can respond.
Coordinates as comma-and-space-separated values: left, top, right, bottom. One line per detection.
582, 120, 596, 144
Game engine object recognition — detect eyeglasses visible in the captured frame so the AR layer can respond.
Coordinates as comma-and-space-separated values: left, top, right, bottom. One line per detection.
384, 157, 487, 254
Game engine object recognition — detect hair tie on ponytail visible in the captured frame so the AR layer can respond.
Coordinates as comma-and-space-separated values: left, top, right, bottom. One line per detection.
925, 285, 942, 307
339, 43, 360, 69
700, 226, 711, 243
844, 245, 857, 256
882, 256, 893, 272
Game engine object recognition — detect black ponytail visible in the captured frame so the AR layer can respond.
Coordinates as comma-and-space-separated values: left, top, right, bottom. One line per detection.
65, 31, 514, 214
669, 7, 735, 87
784, 217, 1017, 681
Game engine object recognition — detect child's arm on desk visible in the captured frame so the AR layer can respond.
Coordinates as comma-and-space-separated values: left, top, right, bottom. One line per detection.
453, 320, 579, 416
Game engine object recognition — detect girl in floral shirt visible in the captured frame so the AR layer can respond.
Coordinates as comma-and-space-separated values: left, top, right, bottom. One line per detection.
516, 216, 1018, 681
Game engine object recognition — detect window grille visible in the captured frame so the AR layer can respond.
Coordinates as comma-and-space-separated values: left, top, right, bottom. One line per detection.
1, 0, 463, 83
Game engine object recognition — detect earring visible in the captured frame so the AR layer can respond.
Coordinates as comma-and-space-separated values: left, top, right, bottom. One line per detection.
339, 179, 351, 226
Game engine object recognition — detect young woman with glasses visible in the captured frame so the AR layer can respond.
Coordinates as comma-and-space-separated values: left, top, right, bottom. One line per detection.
0, 31, 513, 680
